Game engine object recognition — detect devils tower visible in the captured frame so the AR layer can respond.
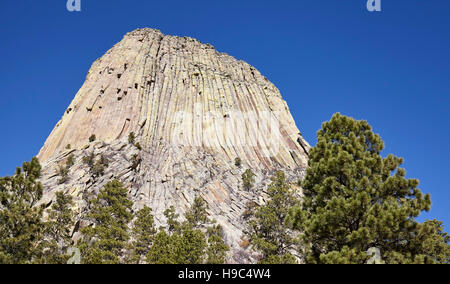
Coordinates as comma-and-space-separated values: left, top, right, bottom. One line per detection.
37, 28, 310, 263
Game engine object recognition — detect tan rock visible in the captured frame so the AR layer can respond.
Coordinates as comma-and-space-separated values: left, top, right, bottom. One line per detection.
37, 28, 310, 263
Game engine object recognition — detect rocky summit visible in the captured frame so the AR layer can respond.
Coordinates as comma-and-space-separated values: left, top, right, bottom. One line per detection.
37, 28, 310, 263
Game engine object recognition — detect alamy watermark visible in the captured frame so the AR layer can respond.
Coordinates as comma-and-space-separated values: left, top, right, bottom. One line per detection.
65, 1, 380, 13
67, 247, 81, 264
67, 0, 81, 12
367, 247, 384, 264
367, 0, 381, 12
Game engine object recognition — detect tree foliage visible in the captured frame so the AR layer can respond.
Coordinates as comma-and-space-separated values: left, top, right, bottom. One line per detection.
185, 196, 209, 229
206, 225, 229, 264
242, 169, 256, 191
146, 197, 229, 264
0, 158, 44, 264
79, 180, 133, 264
235, 157, 242, 167
248, 171, 300, 264
0, 160, 230, 265
82, 153, 109, 178
129, 206, 157, 264
287, 113, 450, 264
0, 158, 77, 264
36, 191, 75, 264
128, 132, 136, 145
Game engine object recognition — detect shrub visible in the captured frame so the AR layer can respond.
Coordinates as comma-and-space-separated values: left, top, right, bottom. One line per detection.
66, 154, 75, 169
128, 132, 136, 145
235, 157, 242, 167
242, 169, 256, 191
57, 166, 69, 185
82, 152, 95, 168
91, 162, 105, 178
99, 154, 109, 168
131, 154, 141, 171
135, 142, 142, 150
83, 153, 109, 178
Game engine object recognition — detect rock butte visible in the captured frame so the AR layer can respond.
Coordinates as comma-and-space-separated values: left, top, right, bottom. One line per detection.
37, 28, 310, 263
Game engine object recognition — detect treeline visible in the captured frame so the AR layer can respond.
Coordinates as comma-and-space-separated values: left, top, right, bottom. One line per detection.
1, 113, 449, 264
245, 114, 450, 264
0, 161, 229, 264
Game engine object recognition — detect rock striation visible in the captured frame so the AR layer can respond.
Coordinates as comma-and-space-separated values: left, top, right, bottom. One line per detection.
37, 28, 310, 263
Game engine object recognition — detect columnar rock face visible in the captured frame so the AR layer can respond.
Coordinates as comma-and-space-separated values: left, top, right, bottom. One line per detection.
37, 28, 310, 263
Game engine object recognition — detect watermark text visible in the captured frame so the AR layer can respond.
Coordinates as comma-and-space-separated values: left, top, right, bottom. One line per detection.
67, 0, 81, 12
367, 0, 381, 12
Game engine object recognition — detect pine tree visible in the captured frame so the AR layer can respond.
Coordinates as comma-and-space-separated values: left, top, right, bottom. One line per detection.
174, 225, 208, 264
145, 206, 182, 264
146, 199, 229, 264
129, 206, 157, 264
66, 154, 75, 168
0, 158, 44, 264
206, 225, 229, 264
287, 113, 450, 264
184, 196, 229, 263
36, 191, 75, 264
128, 132, 136, 145
83, 153, 109, 178
164, 206, 181, 233
146, 205, 207, 264
82, 152, 95, 168
146, 230, 177, 264
248, 171, 299, 264
242, 169, 256, 191
79, 180, 133, 264
185, 196, 209, 229
57, 166, 69, 184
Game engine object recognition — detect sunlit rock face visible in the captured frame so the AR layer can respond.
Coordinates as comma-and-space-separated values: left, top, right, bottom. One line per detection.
37, 28, 310, 263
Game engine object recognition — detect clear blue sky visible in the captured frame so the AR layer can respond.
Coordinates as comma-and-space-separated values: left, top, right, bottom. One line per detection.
1, 1, 449, 227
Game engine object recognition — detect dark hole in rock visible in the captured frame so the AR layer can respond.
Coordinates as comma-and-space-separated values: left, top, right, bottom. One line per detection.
118, 97, 122, 101
117, 74, 122, 79
71, 220, 81, 237
124, 91, 128, 96
66, 108, 73, 114
86, 107, 93, 112
135, 83, 138, 89
117, 89, 121, 94
45, 200, 53, 209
